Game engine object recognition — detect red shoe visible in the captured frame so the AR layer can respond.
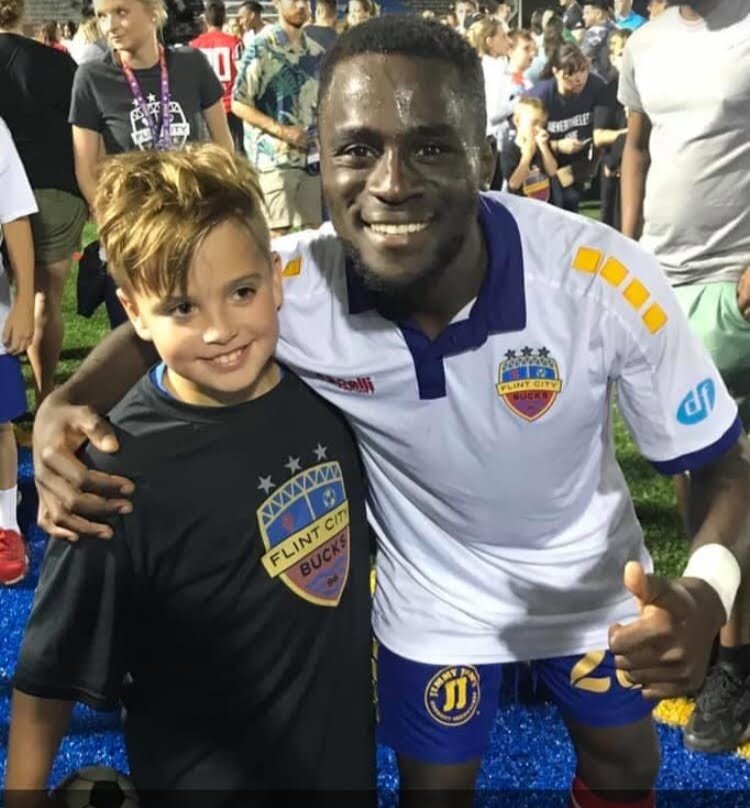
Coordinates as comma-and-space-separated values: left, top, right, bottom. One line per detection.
0, 528, 29, 585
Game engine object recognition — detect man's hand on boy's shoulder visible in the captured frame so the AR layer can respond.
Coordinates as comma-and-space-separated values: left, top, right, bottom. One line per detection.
34, 392, 134, 542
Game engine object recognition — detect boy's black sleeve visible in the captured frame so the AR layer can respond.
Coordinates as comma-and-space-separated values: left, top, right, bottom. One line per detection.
500, 141, 523, 190
13, 471, 136, 711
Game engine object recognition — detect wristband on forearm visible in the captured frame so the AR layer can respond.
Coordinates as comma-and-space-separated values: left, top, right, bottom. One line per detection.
682, 543, 741, 624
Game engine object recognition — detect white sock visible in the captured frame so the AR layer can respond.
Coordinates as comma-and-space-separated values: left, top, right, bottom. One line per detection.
0, 486, 19, 532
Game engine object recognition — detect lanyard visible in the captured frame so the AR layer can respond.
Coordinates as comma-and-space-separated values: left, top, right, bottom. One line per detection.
120, 46, 172, 151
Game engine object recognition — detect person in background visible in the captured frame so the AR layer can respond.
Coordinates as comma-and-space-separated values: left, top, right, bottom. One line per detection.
39, 19, 68, 52
68, 14, 107, 63
70, 0, 232, 328
525, 15, 570, 85
346, 0, 374, 28
613, 0, 646, 28
501, 95, 558, 202
560, 0, 584, 30
506, 28, 535, 96
467, 15, 511, 188
190, 0, 243, 153
581, 0, 615, 77
443, 8, 459, 27
0, 0, 88, 408
593, 27, 629, 229
60, 19, 76, 48
620, 0, 750, 756
0, 118, 36, 586
528, 42, 606, 212
454, 0, 478, 30
232, 0, 325, 236
237, 0, 264, 47
646, 0, 669, 17
306, 0, 339, 51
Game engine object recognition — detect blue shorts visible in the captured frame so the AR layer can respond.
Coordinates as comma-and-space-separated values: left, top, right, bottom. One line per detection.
374, 640, 655, 764
0, 354, 27, 423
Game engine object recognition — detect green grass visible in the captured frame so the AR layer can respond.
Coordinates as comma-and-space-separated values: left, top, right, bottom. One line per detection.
21, 217, 687, 579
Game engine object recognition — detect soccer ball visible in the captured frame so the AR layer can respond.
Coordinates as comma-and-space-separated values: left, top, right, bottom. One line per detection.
54, 766, 139, 808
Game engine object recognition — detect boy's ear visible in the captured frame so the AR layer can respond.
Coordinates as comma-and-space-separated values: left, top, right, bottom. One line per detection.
116, 288, 153, 342
271, 251, 284, 311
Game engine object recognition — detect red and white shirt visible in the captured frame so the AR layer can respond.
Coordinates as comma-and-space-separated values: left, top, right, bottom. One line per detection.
190, 30, 242, 113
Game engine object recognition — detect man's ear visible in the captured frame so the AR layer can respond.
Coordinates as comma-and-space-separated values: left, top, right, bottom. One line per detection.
116, 288, 153, 342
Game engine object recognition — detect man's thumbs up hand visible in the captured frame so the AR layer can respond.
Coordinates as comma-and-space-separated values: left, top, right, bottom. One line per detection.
609, 562, 726, 700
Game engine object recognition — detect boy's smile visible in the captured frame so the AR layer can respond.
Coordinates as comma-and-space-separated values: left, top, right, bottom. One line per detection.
118, 219, 283, 407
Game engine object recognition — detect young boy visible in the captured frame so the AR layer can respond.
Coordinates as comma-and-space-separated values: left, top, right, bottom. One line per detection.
501, 96, 558, 202
0, 117, 36, 586
7, 146, 374, 804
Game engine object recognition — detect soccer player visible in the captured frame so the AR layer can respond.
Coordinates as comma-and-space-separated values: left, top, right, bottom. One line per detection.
0, 117, 35, 586
6, 146, 374, 800
32, 18, 750, 807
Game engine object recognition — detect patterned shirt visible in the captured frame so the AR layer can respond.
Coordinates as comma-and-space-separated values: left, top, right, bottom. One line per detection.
233, 25, 324, 171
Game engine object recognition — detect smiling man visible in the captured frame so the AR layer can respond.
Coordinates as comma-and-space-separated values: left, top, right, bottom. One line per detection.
32, 17, 750, 806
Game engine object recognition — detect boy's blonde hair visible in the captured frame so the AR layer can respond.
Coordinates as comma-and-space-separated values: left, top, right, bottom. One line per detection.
514, 95, 548, 122
95, 145, 270, 297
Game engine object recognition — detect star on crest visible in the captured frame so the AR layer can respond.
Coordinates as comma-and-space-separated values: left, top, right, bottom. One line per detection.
257, 475, 275, 494
313, 443, 328, 461
505, 349, 516, 360
521, 346, 534, 357
284, 456, 302, 475
538, 347, 550, 358
147, 93, 157, 103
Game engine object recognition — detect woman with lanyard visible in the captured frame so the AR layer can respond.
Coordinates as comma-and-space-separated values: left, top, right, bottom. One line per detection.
70, 0, 232, 328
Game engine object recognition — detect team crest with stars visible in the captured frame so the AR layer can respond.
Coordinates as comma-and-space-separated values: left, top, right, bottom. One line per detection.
496, 346, 563, 422
256, 444, 350, 607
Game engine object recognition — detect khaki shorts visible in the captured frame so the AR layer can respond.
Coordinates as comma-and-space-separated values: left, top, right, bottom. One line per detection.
29, 189, 88, 265
258, 168, 322, 232
673, 281, 750, 427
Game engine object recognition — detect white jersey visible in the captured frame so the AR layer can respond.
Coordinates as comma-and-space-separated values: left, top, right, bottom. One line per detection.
0, 117, 37, 358
275, 193, 740, 665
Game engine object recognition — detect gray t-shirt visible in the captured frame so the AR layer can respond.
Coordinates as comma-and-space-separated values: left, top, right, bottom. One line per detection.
618, 1, 750, 286
70, 46, 222, 155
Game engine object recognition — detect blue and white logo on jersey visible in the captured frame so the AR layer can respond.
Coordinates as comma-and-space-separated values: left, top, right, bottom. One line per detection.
676, 379, 715, 425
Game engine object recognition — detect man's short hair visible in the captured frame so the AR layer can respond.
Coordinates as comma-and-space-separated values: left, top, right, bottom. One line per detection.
204, 0, 226, 27
319, 17, 487, 136
514, 95, 548, 121
316, 0, 338, 15
239, 1, 263, 14
584, 0, 612, 10
95, 145, 271, 297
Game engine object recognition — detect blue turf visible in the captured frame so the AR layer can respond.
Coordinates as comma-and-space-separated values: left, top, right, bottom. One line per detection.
3, 449, 749, 801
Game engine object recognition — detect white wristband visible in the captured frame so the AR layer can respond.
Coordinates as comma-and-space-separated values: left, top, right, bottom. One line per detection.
682, 544, 741, 624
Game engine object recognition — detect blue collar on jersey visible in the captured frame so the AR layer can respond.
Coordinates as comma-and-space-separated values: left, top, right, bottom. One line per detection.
345, 194, 527, 399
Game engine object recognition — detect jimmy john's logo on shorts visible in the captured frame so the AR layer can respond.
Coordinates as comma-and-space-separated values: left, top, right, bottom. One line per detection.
257, 461, 350, 606
424, 666, 481, 726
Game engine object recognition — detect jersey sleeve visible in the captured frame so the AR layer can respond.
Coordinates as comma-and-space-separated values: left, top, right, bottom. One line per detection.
616, 39, 642, 112
0, 120, 37, 225
69, 64, 104, 132
13, 458, 136, 710
602, 237, 742, 474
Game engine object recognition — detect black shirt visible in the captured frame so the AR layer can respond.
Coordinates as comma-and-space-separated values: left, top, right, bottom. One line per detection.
0, 33, 80, 196
594, 74, 627, 171
15, 371, 375, 797
69, 46, 223, 154
500, 140, 552, 202
528, 74, 606, 172
303, 25, 338, 52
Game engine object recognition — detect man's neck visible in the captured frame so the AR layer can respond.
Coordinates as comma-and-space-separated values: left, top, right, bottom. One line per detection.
410, 220, 487, 340
679, 3, 716, 21
279, 19, 302, 44
119, 37, 160, 69
208, 25, 222, 32
0, 25, 23, 34
315, 16, 336, 27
